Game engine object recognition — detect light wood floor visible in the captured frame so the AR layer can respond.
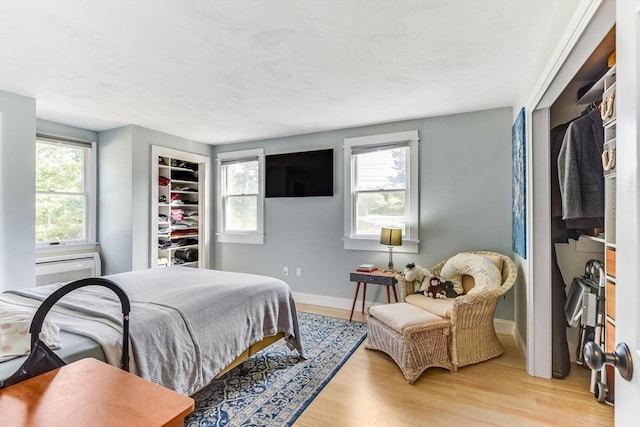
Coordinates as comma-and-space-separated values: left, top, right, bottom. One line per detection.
294, 303, 613, 427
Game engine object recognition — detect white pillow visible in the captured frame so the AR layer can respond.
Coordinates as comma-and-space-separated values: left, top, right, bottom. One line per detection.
0, 303, 62, 362
440, 253, 502, 295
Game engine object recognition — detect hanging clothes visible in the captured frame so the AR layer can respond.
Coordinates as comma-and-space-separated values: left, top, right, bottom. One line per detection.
557, 107, 604, 229
551, 121, 572, 221
550, 121, 573, 378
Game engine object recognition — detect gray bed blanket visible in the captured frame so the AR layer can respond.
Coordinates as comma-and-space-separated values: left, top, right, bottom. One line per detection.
5, 267, 304, 395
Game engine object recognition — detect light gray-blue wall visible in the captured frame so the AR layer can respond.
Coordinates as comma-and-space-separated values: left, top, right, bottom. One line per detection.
0, 94, 103, 292
0, 91, 36, 291
98, 125, 214, 274
0, 94, 514, 321
214, 107, 515, 320
37, 119, 99, 143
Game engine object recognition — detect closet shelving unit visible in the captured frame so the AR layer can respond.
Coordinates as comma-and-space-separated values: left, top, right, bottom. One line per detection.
602, 64, 617, 403
151, 146, 210, 269
574, 61, 617, 403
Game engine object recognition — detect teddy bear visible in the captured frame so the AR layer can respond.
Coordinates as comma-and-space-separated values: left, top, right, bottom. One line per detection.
440, 280, 462, 298
424, 276, 447, 299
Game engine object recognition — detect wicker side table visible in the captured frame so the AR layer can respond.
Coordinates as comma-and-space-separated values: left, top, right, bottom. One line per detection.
366, 303, 452, 384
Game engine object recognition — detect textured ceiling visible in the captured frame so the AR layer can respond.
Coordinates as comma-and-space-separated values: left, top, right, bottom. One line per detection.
0, 1, 566, 144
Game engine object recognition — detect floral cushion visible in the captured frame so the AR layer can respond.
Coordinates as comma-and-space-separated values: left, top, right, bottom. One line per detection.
440, 253, 502, 295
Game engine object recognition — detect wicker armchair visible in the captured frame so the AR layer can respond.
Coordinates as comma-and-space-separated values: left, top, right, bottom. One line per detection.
396, 251, 517, 370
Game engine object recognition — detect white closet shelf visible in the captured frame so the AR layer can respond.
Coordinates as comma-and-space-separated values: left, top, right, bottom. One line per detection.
576, 65, 617, 105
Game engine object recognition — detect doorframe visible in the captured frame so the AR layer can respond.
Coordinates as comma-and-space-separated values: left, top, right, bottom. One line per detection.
524, 0, 615, 377
612, 0, 640, 423
150, 145, 211, 269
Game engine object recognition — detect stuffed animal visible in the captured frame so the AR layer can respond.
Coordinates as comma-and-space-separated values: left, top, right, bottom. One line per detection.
403, 262, 433, 294
440, 280, 461, 298
424, 277, 447, 299
404, 263, 462, 298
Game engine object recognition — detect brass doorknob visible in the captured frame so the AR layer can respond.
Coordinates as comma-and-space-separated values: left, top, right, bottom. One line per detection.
584, 341, 633, 381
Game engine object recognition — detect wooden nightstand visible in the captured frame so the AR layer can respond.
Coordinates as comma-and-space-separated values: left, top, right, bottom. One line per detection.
349, 270, 398, 322
0, 358, 194, 427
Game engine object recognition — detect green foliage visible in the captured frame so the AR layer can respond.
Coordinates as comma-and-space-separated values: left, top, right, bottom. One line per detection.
226, 196, 257, 231
35, 142, 86, 242
223, 160, 259, 231
389, 148, 407, 186
354, 146, 408, 235
36, 143, 82, 192
356, 191, 406, 235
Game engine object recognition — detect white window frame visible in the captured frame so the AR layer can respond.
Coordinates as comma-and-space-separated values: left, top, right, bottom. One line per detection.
343, 130, 419, 253
35, 135, 97, 253
216, 148, 265, 244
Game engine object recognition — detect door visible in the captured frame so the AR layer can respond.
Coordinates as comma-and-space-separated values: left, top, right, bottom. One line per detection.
614, 1, 640, 424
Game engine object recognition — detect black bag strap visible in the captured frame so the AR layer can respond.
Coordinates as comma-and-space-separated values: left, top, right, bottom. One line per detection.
29, 277, 131, 371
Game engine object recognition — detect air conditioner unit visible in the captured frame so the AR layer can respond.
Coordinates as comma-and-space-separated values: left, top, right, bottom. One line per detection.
35, 252, 102, 287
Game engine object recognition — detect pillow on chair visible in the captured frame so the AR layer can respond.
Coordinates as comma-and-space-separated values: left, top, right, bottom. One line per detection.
440, 253, 502, 295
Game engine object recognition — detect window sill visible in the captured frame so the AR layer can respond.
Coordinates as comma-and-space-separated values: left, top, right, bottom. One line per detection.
36, 242, 99, 255
216, 232, 264, 245
343, 237, 419, 253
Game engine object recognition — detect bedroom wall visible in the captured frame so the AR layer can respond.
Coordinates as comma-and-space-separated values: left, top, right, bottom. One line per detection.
510, 0, 582, 338
37, 119, 99, 143
510, 0, 616, 375
213, 107, 516, 320
36, 119, 100, 254
0, 90, 36, 291
98, 125, 214, 274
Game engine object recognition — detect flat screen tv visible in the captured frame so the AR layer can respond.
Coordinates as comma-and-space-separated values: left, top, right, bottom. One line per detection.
265, 149, 334, 197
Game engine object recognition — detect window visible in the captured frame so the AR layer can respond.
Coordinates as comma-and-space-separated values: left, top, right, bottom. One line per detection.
35, 136, 97, 249
216, 148, 264, 244
344, 130, 419, 252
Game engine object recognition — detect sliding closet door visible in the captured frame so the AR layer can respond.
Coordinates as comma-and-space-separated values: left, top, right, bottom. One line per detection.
528, 108, 553, 378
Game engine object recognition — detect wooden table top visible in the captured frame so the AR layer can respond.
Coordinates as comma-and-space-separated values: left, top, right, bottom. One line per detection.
351, 269, 397, 278
0, 357, 194, 427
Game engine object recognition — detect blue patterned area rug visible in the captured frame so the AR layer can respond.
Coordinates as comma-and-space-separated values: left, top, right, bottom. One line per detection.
185, 312, 368, 427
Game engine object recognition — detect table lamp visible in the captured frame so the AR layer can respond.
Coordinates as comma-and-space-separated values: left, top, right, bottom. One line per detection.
380, 227, 402, 270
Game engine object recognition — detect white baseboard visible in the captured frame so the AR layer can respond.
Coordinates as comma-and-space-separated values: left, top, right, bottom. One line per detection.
293, 291, 516, 338
293, 291, 355, 311
292, 291, 384, 313
514, 326, 527, 361
494, 318, 515, 336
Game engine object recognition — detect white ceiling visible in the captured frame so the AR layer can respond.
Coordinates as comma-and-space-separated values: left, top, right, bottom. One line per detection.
0, 1, 568, 145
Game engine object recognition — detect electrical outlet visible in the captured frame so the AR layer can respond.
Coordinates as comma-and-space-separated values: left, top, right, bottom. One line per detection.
296, 267, 302, 277
283, 267, 289, 276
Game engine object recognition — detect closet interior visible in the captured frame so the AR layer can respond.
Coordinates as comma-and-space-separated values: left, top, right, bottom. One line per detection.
549, 26, 616, 404
151, 145, 210, 270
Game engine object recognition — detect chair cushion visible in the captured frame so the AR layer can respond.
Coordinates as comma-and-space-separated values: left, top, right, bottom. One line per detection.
441, 253, 502, 295
369, 303, 443, 333
405, 294, 456, 318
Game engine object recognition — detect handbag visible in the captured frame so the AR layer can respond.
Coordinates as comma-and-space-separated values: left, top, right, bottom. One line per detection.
0, 277, 131, 389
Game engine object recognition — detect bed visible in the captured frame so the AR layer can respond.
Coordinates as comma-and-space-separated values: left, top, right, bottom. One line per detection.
0, 267, 304, 396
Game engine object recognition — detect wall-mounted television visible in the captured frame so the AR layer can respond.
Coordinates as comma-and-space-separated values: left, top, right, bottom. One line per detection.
265, 149, 334, 198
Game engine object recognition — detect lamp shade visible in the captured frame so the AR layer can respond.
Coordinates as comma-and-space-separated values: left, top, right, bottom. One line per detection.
380, 228, 402, 246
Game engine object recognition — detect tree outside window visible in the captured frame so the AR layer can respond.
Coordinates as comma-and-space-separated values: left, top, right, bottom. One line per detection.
216, 148, 265, 245
343, 130, 419, 253
353, 146, 408, 236
223, 160, 258, 231
35, 141, 87, 243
